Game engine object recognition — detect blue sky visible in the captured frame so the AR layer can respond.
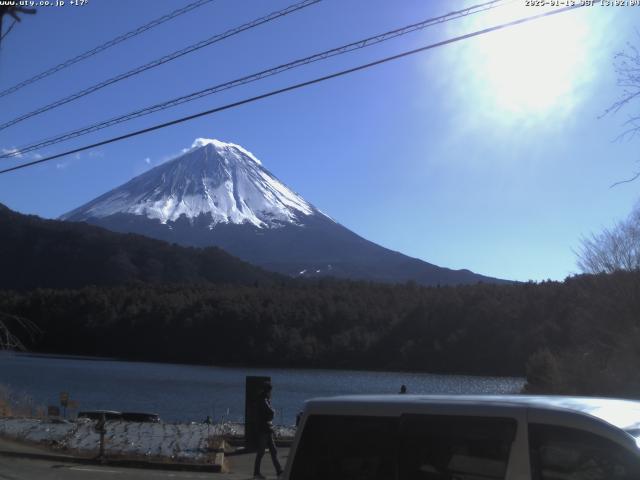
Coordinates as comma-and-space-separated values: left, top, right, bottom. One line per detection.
0, 0, 638, 282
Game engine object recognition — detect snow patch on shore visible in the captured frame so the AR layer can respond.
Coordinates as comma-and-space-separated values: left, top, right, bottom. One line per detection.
0, 418, 219, 462
0, 418, 296, 463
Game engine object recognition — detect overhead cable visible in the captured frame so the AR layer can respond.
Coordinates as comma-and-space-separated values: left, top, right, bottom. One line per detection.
0, 0, 320, 131
0, 3, 583, 176
0, 0, 216, 98
2, 0, 506, 159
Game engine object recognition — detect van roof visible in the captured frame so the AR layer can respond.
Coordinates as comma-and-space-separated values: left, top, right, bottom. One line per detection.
304, 395, 640, 432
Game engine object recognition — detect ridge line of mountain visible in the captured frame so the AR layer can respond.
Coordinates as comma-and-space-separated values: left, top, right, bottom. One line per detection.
60, 138, 508, 286
0, 203, 281, 290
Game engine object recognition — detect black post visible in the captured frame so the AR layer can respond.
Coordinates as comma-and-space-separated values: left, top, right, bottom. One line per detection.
245, 375, 270, 450
95, 413, 107, 463
99, 429, 106, 462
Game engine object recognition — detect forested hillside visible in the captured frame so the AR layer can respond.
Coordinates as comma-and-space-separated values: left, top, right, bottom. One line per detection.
2, 271, 639, 396
0, 203, 278, 289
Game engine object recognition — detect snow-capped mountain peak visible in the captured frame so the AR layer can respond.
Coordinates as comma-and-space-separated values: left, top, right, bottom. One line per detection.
60, 138, 503, 286
61, 139, 320, 228
189, 138, 262, 165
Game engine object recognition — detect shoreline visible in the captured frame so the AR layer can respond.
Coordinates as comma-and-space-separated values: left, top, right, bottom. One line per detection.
0, 354, 526, 425
3, 351, 526, 381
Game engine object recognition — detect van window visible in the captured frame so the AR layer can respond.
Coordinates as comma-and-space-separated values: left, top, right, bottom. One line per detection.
529, 423, 640, 480
289, 414, 516, 480
289, 415, 398, 480
398, 414, 517, 480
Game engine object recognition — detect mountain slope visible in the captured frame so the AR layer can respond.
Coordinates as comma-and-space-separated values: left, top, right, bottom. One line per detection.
61, 139, 318, 228
0, 203, 279, 290
62, 139, 505, 286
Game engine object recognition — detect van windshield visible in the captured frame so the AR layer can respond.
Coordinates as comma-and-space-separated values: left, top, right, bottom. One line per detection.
289, 414, 517, 480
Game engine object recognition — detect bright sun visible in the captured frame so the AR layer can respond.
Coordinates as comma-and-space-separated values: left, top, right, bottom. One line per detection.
467, 3, 590, 117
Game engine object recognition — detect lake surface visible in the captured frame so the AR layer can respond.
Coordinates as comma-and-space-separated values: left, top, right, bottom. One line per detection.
0, 352, 525, 425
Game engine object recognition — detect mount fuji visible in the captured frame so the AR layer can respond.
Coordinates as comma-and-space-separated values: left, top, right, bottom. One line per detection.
61, 139, 502, 285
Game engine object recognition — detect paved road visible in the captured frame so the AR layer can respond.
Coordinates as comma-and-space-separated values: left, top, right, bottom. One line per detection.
0, 438, 289, 480
0, 454, 289, 480
0, 456, 223, 480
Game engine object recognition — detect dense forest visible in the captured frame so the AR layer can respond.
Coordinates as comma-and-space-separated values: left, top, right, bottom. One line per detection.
2, 271, 639, 396
2, 203, 639, 396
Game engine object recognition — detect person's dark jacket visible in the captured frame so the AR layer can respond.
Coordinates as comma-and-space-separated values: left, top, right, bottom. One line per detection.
256, 394, 275, 433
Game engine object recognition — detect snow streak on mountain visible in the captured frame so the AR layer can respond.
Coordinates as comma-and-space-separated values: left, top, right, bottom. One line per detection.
62, 139, 321, 228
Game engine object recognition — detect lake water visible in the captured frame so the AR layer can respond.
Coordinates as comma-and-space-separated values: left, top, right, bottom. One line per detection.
0, 352, 525, 425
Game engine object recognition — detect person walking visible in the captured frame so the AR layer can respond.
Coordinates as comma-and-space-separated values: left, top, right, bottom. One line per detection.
399, 384, 407, 394
253, 383, 283, 479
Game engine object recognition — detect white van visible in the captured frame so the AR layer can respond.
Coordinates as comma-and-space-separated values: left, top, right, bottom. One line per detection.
283, 395, 640, 480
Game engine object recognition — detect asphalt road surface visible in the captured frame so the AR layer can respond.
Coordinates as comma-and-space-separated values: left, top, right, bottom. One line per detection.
0, 456, 222, 480
0, 455, 280, 480
0, 439, 288, 480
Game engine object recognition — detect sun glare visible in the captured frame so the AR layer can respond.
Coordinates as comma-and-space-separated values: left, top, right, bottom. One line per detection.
467, 4, 591, 117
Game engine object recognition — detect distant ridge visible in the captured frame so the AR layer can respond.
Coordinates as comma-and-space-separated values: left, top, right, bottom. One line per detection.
62, 139, 507, 286
0, 203, 278, 290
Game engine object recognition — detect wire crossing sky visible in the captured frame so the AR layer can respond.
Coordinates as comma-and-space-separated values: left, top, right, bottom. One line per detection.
0, 0, 320, 132
0, 0, 507, 160
0, 0, 216, 98
0, 4, 583, 176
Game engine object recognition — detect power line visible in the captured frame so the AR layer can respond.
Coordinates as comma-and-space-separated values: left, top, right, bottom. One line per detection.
2, 0, 507, 160
0, 3, 582, 176
0, 0, 215, 98
0, 0, 321, 132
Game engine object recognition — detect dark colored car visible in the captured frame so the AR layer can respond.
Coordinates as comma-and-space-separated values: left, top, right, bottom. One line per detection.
121, 412, 161, 423
77, 410, 122, 421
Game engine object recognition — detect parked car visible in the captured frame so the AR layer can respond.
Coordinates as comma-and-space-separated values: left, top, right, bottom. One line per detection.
77, 410, 161, 423
120, 412, 160, 423
283, 395, 640, 480
77, 410, 122, 421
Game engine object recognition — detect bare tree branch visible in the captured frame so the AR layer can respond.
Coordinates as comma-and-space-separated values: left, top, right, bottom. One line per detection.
610, 171, 640, 188
0, 312, 41, 351
577, 206, 640, 273
602, 33, 640, 121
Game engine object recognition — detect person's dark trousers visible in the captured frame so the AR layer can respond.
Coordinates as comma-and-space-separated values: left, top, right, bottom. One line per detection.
253, 432, 283, 476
